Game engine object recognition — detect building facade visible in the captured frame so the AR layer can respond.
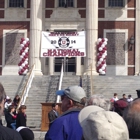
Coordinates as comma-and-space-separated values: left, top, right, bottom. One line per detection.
0, 0, 138, 76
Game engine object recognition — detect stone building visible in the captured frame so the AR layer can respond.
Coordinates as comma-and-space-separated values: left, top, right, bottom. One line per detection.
0, 0, 138, 76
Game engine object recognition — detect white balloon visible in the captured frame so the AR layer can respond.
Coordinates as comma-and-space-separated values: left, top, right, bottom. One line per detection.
25, 58, 28, 61
23, 41, 26, 45
101, 44, 105, 48
99, 47, 103, 51
98, 61, 101, 65
102, 55, 105, 59
104, 38, 108, 42
25, 49, 28, 53
103, 42, 107, 45
20, 55, 23, 59
102, 71, 106, 74
103, 64, 107, 67
102, 66, 105, 70
22, 63, 25, 67
20, 44, 24, 48
25, 38, 29, 42
98, 38, 102, 42
99, 69, 102, 73
24, 61, 28, 65
22, 52, 25, 56
19, 66, 22, 69
99, 58, 103, 62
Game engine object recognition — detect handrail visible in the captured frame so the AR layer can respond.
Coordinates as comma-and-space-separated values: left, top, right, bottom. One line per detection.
16, 64, 35, 112
56, 62, 64, 103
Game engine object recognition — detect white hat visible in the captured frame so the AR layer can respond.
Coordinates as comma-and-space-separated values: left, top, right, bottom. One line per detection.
79, 106, 129, 140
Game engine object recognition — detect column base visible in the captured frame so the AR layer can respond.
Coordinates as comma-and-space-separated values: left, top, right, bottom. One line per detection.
83, 69, 99, 76
33, 69, 43, 75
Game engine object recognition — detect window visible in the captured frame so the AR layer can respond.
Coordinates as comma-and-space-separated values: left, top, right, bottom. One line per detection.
59, 0, 74, 7
108, 0, 124, 7
9, 0, 24, 8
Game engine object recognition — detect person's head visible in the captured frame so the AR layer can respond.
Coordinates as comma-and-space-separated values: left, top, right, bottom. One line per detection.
16, 127, 34, 140
0, 83, 6, 116
123, 99, 140, 138
8, 105, 15, 113
128, 95, 131, 99
79, 106, 129, 140
123, 94, 126, 98
18, 105, 26, 113
15, 95, 20, 99
52, 103, 58, 111
7, 98, 12, 103
56, 85, 86, 112
114, 93, 117, 97
87, 94, 111, 111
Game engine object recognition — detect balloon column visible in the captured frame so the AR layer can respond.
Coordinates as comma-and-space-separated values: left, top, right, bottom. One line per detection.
96, 38, 108, 75
18, 38, 29, 75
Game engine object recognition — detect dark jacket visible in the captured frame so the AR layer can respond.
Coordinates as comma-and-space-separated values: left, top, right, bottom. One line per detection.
48, 110, 59, 123
5, 112, 16, 128
0, 124, 23, 140
129, 129, 140, 139
16, 112, 26, 128
45, 108, 83, 140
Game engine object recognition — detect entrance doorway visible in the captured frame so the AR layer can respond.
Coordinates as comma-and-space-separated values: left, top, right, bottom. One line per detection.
54, 57, 76, 73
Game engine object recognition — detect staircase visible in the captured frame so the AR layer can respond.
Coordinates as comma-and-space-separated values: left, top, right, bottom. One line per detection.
1, 75, 140, 140
0, 75, 26, 99
25, 75, 60, 128
83, 75, 140, 99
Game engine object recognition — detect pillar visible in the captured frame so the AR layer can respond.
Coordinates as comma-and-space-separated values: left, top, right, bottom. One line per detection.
135, 0, 140, 75
85, 0, 98, 75
30, 0, 42, 75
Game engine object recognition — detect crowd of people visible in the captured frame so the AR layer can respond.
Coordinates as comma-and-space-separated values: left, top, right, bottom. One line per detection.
0, 83, 34, 140
0, 81, 139, 140
46, 87, 139, 140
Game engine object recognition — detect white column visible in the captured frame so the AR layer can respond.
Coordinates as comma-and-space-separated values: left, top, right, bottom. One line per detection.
30, 0, 42, 75
76, 57, 81, 75
135, 0, 140, 75
49, 57, 54, 75
85, 0, 98, 75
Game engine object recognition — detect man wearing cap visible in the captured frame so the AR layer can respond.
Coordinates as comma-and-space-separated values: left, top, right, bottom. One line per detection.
45, 85, 86, 140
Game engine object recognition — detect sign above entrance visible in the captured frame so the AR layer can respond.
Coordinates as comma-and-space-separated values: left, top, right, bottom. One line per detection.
41, 31, 85, 57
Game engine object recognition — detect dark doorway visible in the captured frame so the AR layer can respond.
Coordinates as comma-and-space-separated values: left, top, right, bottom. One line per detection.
54, 57, 76, 72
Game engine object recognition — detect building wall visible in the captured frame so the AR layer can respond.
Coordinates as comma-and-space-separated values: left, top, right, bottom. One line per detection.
0, 0, 136, 75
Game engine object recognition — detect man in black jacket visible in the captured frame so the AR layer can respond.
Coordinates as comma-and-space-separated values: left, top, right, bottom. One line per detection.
48, 103, 59, 127
0, 83, 23, 140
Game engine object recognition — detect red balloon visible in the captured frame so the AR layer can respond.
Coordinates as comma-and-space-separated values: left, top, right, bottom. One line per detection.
21, 38, 25, 41
102, 38, 105, 42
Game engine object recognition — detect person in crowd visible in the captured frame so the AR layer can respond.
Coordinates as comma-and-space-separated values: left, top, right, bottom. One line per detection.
127, 94, 133, 102
114, 97, 128, 116
0, 83, 23, 139
79, 106, 129, 140
87, 94, 111, 111
16, 126, 34, 140
48, 103, 59, 128
4, 98, 12, 111
13, 95, 20, 108
45, 85, 87, 140
5, 105, 16, 130
123, 98, 140, 139
111, 93, 119, 101
122, 94, 127, 101
16, 105, 27, 128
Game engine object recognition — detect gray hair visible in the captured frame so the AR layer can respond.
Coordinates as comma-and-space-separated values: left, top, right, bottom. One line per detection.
87, 94, 111, 111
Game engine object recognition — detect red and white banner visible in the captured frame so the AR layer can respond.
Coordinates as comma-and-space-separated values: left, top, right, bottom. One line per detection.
41, 31, 86, 57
